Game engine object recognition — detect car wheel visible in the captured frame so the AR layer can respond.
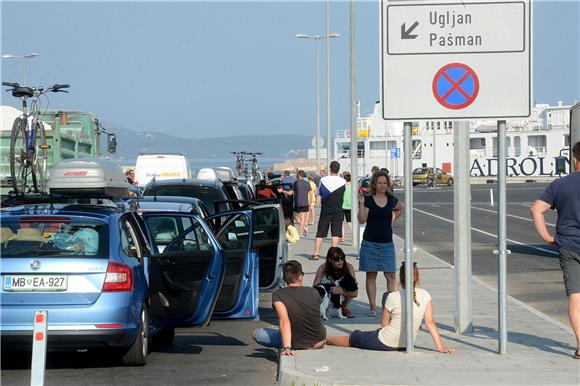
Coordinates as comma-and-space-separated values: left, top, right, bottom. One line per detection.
153, 327, 175, 347
447, 178, 454, 186
122, 304, 149, 366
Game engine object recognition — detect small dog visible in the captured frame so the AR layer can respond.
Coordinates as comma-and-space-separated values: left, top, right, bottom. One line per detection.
315, 281, 347, 320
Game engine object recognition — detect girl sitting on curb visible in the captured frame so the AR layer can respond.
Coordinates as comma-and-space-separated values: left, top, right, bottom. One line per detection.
326, 262, 455, 353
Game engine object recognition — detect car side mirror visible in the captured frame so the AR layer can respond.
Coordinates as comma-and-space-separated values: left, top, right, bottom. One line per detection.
107, 134, 117, 154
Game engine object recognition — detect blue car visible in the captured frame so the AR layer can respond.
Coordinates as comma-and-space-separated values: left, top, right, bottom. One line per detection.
0, 158, 287, 366
0, 195, 287, 364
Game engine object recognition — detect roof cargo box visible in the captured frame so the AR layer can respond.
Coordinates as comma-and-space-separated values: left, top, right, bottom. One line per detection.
48, 158, 130, 198
214, 167, 237, 182
196, 168, 219, 181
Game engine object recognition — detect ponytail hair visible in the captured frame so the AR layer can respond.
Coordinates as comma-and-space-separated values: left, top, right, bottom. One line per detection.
399, 262, 420, 306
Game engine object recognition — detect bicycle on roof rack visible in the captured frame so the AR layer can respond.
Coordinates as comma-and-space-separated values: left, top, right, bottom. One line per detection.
2, 81, 69, 194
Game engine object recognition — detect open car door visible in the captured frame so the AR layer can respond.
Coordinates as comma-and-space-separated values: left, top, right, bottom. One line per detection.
213, 200, 287, 290
205, 209, 259, 319
250, 203, 287, 290
142, 212, 224, 327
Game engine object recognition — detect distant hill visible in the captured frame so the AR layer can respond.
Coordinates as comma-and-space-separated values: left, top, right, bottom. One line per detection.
103, 125, 311, 162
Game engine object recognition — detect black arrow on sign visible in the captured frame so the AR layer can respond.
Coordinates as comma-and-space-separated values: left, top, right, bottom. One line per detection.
401, 21, 419, 39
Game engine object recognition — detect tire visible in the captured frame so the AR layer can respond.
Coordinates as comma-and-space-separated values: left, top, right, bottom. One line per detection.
31, 122, 48, 193
447, 178, 454, 186
393, 179, 402, 188
10, 118, 28, 194
152, 327, 175, 347
122, 305, 149, 366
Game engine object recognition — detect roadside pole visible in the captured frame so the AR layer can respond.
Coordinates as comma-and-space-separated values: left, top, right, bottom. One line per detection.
349, 0, 359, 248
31, 310, 48, 386
453, 121, 473, 333
496, 120, 509, 354
403, 121, 414, 353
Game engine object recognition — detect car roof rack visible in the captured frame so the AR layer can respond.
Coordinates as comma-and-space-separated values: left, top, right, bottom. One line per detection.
1, 192, 131, 211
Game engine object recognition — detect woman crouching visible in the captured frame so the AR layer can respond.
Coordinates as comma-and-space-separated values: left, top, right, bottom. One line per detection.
326, 262, 455, 353
313, 247, 358, 318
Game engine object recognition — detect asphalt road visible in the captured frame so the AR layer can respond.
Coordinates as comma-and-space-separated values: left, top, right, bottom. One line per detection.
392, 182, 568, 325
1, 293, 279, 386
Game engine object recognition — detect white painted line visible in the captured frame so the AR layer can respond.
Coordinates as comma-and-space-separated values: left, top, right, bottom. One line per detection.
412, 202, 533, 205
412, 207, 559, 256
471, 206, 557, 227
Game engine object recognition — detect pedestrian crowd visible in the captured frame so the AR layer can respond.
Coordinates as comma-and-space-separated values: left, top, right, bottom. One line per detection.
255, 144, 580, 360
253, 162, 455, 357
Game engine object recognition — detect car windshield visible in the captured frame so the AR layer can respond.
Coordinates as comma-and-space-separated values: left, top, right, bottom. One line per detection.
413, 168, 429, 174
145, 185, 225, 214
1, 218, 108, 258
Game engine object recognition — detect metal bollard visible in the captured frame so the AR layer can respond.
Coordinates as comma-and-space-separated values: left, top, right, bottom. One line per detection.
31, 310, 48, 386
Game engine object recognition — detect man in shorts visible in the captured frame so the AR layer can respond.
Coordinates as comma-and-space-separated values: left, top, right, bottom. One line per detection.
311, 161, 346, 260
252, 261, 326, 355
531, 141, 580, 359
283, 170, 311, 237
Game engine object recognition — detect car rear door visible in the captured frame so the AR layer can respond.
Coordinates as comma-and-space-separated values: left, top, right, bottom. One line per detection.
204, 209, 259, 319
250, 204, 287, 290
141, 212, 224, 327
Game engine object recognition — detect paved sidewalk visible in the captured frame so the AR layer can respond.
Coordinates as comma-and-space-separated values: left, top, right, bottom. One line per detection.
277, 233, 579, 386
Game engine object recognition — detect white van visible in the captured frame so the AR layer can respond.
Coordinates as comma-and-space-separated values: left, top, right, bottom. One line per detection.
135, 153, 191, 187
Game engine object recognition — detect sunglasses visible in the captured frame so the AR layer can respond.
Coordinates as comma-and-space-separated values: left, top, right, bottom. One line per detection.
331, 256, 345, 262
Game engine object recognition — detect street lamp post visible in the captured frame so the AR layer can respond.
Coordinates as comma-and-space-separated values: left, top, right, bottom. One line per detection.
1, 53, 39, 86
295, 33, 339, 173
325, 0, 332, 166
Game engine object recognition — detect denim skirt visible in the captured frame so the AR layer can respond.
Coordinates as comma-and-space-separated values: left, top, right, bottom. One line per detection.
359, 240, 396, 273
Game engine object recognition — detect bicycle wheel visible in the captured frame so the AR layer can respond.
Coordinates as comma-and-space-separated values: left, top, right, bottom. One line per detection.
31, 122, 48, 193
10, 117, 29, 194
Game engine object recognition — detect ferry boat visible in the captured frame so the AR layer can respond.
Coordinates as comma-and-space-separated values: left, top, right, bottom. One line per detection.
320, 101, 573, 178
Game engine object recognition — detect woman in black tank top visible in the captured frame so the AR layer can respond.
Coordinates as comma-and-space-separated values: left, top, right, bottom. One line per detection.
357, 170, 403, 316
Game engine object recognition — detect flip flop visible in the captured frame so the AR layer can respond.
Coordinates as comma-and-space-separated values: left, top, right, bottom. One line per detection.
309, 254, 320, 261
574, 350, 580, 359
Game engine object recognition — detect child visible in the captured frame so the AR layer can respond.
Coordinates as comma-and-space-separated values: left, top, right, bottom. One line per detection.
285, 217, 299, 243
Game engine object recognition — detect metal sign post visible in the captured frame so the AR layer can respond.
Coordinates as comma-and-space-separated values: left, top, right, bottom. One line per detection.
403, 121, 414, 353
453, 122, 473, 333
496, 120, 510, 354
31, 310, 48, 386
350, 0, 359, 249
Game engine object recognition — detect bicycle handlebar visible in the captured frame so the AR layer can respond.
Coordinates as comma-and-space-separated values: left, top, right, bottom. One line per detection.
52, 84, 70, 90
50, 84, 70, 93
2, 82, 70, 93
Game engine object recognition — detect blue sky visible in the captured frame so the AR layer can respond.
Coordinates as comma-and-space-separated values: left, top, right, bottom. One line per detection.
1, 1, 578, 139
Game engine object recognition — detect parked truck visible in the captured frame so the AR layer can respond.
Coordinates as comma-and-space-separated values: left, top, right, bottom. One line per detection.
0, 105, 116, 196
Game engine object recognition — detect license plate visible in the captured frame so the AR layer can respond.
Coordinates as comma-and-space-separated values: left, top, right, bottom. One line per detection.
3, 275, 68, 292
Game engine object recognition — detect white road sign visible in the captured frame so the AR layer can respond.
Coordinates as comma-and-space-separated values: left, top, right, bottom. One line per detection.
381, 0, 531, 120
